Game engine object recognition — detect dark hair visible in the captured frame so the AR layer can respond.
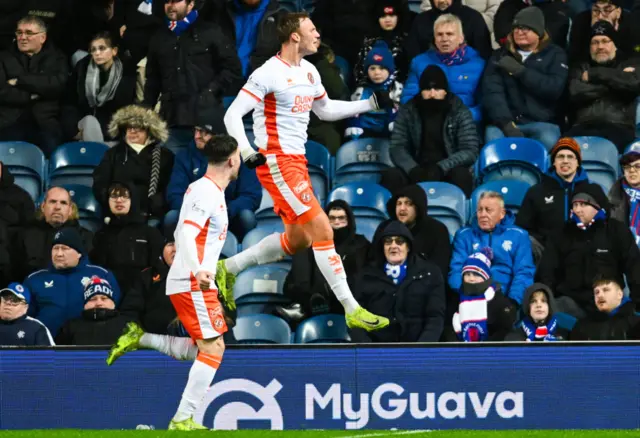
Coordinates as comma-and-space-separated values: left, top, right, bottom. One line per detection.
90, 31, 118, 49
108, 182, 130, 198
202, 135, 238, 164
592, 274, 623, 290
277, 12, 310, 44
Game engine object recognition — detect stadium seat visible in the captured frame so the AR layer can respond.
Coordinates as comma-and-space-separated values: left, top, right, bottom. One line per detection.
333, 55, 351, 86
418, 182, 467, 237
221, 231, 238, 259
254, 188, 281, 228
294, 314, 350, 343
408, 0, 422, 12
355, 217, 382, 242
62, 184, 103, 232
234, 265, 289, 303
328, 182, 391, 220
573, 136, 619, 192
555, 312, 577, 332
279, 0, 298, 11
48, 141, 108, 187
232, 314, 292, 344
476, 138, 548, 186
334, 138, 394, 186
470, 180, 530, 218
305, 140, 331, 206
0, 141, 46, 201
299, 0, 315, 12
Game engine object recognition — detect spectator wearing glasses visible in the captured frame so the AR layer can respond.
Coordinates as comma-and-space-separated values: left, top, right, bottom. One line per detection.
566, 21, 640, 153
609, 147, 640, 247
0, 282, 54, 346
62, 31, 136, 143
0, 16, 68, 156
165, 112, 260, 239
350, 220, 446, 343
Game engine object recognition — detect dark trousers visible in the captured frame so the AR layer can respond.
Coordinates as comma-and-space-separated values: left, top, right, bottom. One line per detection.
381, 166, 474, 197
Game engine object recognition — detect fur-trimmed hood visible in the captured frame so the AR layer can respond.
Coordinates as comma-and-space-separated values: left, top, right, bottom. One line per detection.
108, 105, 169, 143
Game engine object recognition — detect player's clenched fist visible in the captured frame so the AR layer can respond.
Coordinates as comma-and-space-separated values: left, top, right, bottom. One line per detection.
195, 271, 214, 291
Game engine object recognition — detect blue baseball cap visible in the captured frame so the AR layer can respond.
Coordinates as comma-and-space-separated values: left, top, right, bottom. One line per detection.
0, 283, 31, 304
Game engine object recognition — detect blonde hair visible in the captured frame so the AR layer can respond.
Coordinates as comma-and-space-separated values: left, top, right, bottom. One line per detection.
433, 14, 464, 38
37, 187, 80, 221
478, 191, 505, 209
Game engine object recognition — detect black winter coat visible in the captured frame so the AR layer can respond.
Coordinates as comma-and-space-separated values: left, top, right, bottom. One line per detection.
608, 178, 633, 228
406, 0, 492, 60
143, 18, 243, 127
0, 163, 35, 238
119, 256, 176, 334
0, 314, 53, 346
0, 0, 22, 51
570, 301, 640, 341
568, 56, 640, 131
12, 219, 94, 282
207, 0, 284, 76
56, 309, 136, 345
516, 169, 590, 247
351, 253, 446, 343
61, 56, 137, 140
92, 142, 175, 219
0, 42, 68, 131
482, 34, 568, 127
390, 95, 480, 175
537, 217, 640, 313
494, 0, 570, 49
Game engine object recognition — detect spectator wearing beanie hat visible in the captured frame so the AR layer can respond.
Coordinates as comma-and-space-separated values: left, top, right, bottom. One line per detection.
609, 144, 640, 247
385, 65, 479, 196
566, 20, 640, 153
56, 277, 135, 346
354, 0, 410, 85
537, 183, 640, 318
345, 41, 403, 141
517, 137, 591, 262
401, 13, 485, 122
483, 6, 568, 151
23, 227, 121, 337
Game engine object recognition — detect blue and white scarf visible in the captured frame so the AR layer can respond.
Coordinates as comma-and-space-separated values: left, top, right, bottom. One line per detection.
521, 316, 558, 342
570, 208, 606, 230
166, 9, 198, 36
385, 262, 407, 285
623, 181, 640, 245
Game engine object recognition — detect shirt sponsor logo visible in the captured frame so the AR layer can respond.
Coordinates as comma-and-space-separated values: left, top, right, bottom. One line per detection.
292, 95, 314, 113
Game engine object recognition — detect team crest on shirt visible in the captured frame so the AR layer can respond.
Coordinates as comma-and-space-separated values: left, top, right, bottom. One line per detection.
294, 181, 309, 194
301, 192, 312, 203
307, 72, 314, 84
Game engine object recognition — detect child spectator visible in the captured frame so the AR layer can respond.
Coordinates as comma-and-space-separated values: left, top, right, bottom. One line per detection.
505, 283, 565, 341
345, 42, 402, 141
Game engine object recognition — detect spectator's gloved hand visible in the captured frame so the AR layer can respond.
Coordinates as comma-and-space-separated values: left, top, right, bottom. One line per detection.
344, 127, 364, 138
495, 56, 525, 75
370, 90, 394, 110
501, 122, 525, 137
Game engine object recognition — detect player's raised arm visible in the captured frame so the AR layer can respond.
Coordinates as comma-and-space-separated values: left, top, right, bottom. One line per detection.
311, 90, 394, 122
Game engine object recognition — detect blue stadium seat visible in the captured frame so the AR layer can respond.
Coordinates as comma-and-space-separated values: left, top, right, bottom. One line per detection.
62, 184, 103, 232
470, 180, 530, 218
418, 182, 467, 238
334, 138, 394, 186
333, 55, 351, 86
48, 142, 108, 187
221, 231, 238, 259
328, 182, 391, 220
0, 141, 46, 201
299, 0, 315, 12
408, 0, 422, 12
573, 136, 619, 192
306, 140, 331, 206
555, 312, 577, 332
279, 0, 298, 11
255, 188, 281, 228
233, 266, 291, 318
232, 314, 292, 344
476, 138, 548, 186
355, 217, 382, 242
294, 314, 350, 343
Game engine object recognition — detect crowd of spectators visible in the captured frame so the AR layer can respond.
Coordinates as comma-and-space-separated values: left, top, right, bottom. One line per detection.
0, 0, 640, 345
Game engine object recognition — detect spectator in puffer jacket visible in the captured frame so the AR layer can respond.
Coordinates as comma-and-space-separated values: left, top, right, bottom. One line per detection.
385, 65, 479, 196
350, 220, 446, 343
24, 227, 121, 337
505, 282, 567, 341
570, 276, 640, 340
165, 111, 261, 239
354, 0, 409, 84
90, 181, 165, 297
482, 7, 568, 151
119, 238, 177, 335
566, 21, 640, 153
537, 184, 640, 318
609, 147, 640, 247
449, 190, 535, 305
345, 41, 402, 141
0, 282, 54, 346
516, 138, 590, 262
56, 276, 135, 346
401, 14, 485, 122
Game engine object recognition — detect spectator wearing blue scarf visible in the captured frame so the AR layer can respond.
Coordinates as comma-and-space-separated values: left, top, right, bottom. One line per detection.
350, 220, 446, 343
505, 283, 565, 341
570, 277, 640, 340
609, 147, 640, 248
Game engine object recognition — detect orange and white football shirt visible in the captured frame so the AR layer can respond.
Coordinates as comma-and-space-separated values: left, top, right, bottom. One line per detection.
167, 175, 228, 295
241, 54, 326, 155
